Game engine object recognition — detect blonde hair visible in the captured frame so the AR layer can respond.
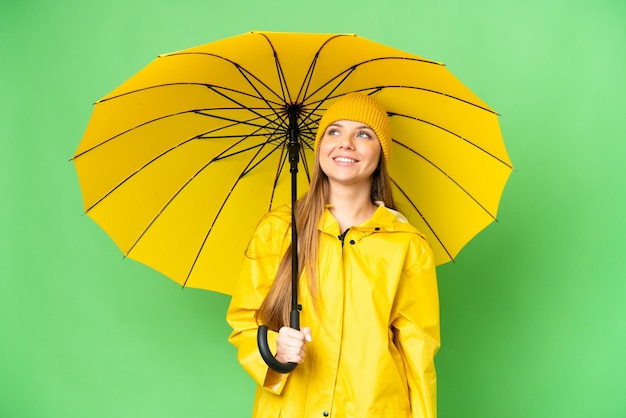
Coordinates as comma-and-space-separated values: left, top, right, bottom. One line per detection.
257, 152, 395, 331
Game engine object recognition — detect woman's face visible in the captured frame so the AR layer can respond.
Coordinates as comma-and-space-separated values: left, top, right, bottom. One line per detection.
318, 120, 382, 188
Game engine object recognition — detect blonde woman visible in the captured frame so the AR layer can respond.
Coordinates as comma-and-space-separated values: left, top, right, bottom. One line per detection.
227, 93, 440, 418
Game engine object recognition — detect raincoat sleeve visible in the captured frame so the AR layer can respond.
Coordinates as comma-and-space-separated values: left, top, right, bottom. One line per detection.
391, 234, 440, 418
226, 212, 291, 394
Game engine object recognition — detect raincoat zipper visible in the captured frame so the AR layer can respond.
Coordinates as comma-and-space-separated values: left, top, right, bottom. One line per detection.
327, 227, 351, 417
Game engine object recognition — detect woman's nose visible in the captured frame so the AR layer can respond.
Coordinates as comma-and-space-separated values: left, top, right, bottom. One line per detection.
338, 134, 355, 149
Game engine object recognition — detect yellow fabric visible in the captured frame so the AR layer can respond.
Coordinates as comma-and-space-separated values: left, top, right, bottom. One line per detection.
314, 92, 392, 162
73, 31, 512, 293
227, 205, 440, 418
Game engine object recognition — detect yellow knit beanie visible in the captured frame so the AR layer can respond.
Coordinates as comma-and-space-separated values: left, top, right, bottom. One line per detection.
314, 93, 392, 163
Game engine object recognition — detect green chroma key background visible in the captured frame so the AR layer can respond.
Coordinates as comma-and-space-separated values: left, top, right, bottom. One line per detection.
1, 0, 625, 417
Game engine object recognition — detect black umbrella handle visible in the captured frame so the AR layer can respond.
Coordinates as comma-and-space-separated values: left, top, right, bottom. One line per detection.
257, 309, 300, 373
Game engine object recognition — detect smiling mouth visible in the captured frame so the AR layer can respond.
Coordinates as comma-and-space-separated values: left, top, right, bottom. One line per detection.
334, 157, 358, 163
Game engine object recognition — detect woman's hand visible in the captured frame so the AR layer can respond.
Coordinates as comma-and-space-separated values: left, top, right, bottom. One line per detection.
275, 326, 312, 364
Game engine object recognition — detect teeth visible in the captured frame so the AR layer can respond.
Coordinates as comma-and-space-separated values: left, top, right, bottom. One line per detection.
335, 157, 357, 163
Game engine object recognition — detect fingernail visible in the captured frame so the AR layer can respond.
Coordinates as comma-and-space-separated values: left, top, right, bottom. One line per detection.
305, 334, 312, 342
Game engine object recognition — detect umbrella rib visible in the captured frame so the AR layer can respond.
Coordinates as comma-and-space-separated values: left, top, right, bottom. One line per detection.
298, 120, 318, 153
239, 128, 288, 176
256, 33, 292, 105
304, 67, 358, 107
296, 34, 349, 102
203, 84, 287, 133
289, 68, 360, 138
83, 116, 276, 214
303, 57, 497, 115
92, 80, 290, 154
82, 135, 195, 214
295, 51, 319, 103
379, 85, 498, 114
390, 177, 454, 262
122, 119, 276, 257
393, 138, 498, 220
257, 128, 312, 212
267, 138, 290, 213
257, 32, 352, 104
163, 50, 288, 104
73, 106, 277, 160
193, 107, 285, 136
97, 108, 283, 284
97, 82, 280, 105
181, 129, 287, 287
391, 113, 513, 170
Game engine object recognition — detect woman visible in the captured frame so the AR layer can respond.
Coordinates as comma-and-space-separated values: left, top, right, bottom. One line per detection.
227, 93, 440, 418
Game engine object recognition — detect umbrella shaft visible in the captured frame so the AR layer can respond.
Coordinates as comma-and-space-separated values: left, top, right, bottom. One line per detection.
288, 106, 301, 322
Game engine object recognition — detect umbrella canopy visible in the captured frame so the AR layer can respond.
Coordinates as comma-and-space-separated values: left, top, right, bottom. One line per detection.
73, 31, 513, 295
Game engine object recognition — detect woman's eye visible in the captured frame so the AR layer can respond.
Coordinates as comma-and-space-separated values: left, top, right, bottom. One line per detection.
328, 129, 340, 136
357, 131, 371, 139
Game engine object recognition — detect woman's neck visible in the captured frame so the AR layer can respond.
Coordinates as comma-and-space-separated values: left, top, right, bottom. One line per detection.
327, 183, 377, 232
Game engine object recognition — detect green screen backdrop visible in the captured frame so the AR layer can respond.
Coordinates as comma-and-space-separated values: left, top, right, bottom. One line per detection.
1, 0, 625, 417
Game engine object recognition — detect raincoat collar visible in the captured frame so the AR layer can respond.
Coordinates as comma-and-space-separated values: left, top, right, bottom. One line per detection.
319, 202, 418, 238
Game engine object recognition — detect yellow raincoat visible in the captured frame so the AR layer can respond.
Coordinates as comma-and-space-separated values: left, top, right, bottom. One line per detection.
227, 204, 440, 418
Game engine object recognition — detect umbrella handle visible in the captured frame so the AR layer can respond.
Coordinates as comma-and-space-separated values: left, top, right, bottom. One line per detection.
257, 325, 298, 373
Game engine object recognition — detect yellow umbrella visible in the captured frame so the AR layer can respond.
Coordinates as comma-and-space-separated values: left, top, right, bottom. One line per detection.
73, 31, 513, 296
